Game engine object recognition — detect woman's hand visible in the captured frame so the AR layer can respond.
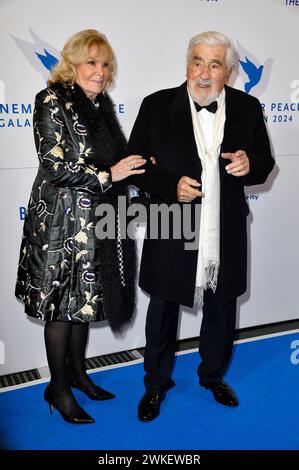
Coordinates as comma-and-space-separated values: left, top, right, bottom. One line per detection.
111, 155, 146, 182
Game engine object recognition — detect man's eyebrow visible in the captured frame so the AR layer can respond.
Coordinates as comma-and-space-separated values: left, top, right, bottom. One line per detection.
192, 55, 223, 65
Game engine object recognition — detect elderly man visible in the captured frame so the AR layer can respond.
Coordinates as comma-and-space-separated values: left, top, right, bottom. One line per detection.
127, 31, 274, 422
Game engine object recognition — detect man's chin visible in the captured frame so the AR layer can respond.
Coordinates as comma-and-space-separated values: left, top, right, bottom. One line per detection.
195, 93, 219, 106
196, 98, 212, 106
188, 86, 219, 106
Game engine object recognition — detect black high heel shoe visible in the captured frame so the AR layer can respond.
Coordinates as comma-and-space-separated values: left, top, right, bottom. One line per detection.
44, 386, 95, 424
70, 381, 116, 401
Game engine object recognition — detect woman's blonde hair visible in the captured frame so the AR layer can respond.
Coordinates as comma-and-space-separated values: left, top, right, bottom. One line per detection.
48, 29, 117, 87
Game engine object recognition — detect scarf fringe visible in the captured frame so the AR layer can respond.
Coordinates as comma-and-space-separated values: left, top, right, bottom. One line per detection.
194, 263, 219, 305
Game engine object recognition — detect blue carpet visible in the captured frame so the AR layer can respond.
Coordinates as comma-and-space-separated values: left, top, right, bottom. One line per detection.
1, 332, 299, 450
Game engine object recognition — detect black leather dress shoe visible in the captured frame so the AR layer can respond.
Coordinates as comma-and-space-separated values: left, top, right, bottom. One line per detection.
138, 391, 166, 422
201, 380, 239, 407
71, 382, 116, 401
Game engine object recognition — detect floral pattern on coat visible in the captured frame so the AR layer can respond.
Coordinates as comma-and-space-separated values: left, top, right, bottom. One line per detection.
16, 86, 136, 328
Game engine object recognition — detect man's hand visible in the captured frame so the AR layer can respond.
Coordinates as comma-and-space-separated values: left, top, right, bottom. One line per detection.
177, 176, 204, 203
221, 150, 250, 177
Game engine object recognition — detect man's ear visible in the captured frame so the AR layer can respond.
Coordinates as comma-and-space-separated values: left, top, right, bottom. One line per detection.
226, 67, 233, 83
226, 65, 235, 83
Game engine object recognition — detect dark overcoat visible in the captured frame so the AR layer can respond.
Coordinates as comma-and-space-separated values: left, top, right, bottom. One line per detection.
127, 82, 275, 307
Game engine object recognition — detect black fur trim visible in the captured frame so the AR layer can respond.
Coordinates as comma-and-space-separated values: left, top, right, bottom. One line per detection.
97, 198, 137, 332
71, 84, 127, 167
99, 237, 137, 333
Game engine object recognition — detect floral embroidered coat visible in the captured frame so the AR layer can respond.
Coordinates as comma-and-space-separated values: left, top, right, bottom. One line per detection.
15, 85, 136, 331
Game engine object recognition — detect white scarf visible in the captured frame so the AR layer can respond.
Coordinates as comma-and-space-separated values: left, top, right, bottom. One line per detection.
188, 89, 226, 304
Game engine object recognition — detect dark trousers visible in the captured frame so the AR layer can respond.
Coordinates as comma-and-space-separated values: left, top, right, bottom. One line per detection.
143, 288, 236, 392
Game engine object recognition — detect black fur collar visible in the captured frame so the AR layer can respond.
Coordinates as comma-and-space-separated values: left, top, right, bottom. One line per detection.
54, 83, 127, 167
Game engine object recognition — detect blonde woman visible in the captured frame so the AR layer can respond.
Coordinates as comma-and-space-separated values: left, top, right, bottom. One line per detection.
16, 30, 145, 424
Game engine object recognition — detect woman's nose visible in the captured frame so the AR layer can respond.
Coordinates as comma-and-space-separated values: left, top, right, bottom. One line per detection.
96, 64, 105, 76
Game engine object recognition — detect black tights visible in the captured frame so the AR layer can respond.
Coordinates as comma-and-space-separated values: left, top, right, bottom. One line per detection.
44, 321, 97, 413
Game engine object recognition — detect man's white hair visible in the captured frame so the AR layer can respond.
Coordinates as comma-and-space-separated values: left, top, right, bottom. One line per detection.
187, 31, 238, 71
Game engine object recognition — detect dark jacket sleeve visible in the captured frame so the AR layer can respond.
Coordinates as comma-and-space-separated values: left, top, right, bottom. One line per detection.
33, 89, 112, 192
243, 98, 275, 186
127, 97, 181, 203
